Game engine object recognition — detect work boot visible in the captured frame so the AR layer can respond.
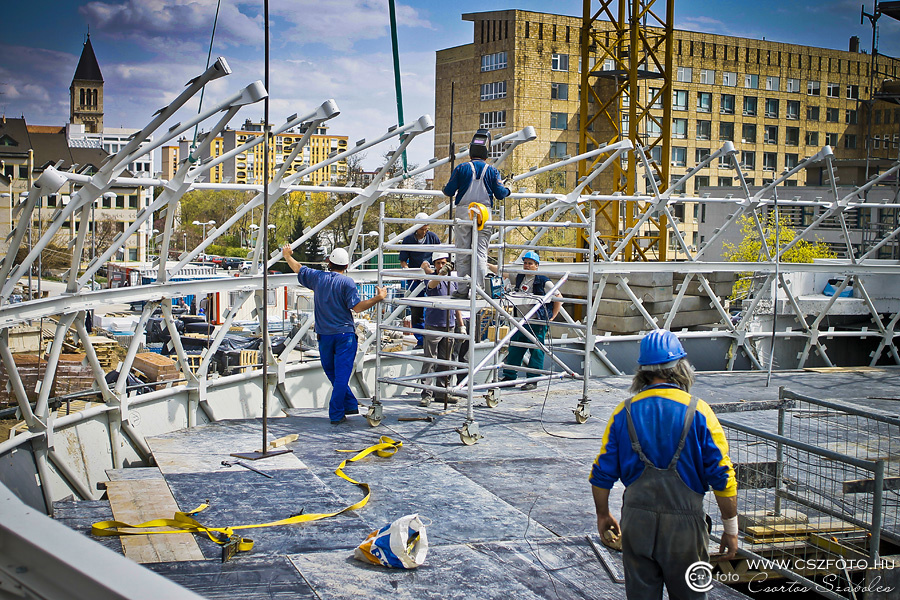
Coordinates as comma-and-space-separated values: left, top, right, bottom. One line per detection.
520, 381, 538, 391
451, 289, 468, 300
419, 395, 432, 407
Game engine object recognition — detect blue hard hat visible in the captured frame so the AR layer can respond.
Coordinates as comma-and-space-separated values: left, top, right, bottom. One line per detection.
521, 250, 540, 263
638, 330, 687, 367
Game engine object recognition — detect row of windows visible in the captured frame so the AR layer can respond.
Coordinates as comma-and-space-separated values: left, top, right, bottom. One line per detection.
480, 81, 507, 100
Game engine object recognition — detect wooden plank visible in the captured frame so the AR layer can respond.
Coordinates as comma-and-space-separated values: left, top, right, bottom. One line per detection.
746, 520, 863, 537
105, 478, 204, 564
842, 475, 900, 494
808, 533, 870, 562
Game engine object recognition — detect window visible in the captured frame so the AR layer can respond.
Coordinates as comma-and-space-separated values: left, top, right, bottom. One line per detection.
742, 123, 757, 143
676, 66, 692, 82
696, 120, 711, 140
718, 154, 732, 168
764, 125, 778, 144
743, 96, 758, 116
763, 152, 777, 171
786, 78, 801, 93
128, 195, 138, 209
18, 165, 28, 179
673, 89, 688, 110
825, 107, 840, 122
700, 69, 715, 84
807, 80, 821, 96
115, 195, 125, 209
743, 151, 756, 169
549, 141, 568, 159
719, 177, 734, 186
551, 82, 568, 100
807, 105, 820, 121
825, 132, 839, 146
721, 94, 735, 114
874, 135, 881, 149
786, 100, 800, 120
648, 87, 663, 109
846, 84, 859, 100
480, 110, 506, 129
805, 131, 819, 146
785, 154, 799, 169
673, 118, 688, 138
765, 76, 780, 91
719, 122, 734, 141
646, 120, 662, 137
785, 127, 800, 146
765, 98, 779, 118
697, 92, 712, 112
549, 112, 567, 130
551, 53, 569, 71
480, 81, 507, 100
670, 176, 686, 195
744, 74, 759, 89
827, 82, 840, 98
672, 146, 687, 166
845, 109, 857, 125
694, 176, 710, 194
102, 195, 112, 209
481, 52, 507, 72
722, 71, 737, 86
696, 148, 711, 163
844, 134, 857, 149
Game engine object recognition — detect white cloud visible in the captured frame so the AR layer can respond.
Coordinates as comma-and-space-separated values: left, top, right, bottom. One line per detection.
0, 45, 77, 123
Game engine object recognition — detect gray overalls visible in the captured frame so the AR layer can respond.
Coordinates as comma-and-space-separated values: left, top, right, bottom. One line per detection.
621, 393, 710, 600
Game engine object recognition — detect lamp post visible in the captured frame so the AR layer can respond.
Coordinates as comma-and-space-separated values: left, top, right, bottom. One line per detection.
249, 223, 259, 247
360, 230, 378, 268
0, 192, 10, 303
193, 219, 215, 242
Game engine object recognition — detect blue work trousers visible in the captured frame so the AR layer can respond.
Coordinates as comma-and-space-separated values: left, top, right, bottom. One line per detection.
502, 324, 547, 380
318, 332, 359, 421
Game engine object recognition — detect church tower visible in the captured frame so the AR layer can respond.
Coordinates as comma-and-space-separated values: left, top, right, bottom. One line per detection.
69, 34, 104, 133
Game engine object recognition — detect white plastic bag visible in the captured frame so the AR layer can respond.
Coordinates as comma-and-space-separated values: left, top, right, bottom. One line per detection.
353, 513, 428, 569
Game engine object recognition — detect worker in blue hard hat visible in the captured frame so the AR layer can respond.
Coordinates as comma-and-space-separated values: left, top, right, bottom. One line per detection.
497, 250, 562, 390
589, 329, 738, 600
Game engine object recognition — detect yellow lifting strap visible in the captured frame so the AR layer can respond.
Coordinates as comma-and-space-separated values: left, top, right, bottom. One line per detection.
91, 436, 403, 554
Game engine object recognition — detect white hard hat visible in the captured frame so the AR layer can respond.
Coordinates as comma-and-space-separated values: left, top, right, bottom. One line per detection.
329, 247, 350, 266
432, 252, 450, 261
415, 212, 429, 220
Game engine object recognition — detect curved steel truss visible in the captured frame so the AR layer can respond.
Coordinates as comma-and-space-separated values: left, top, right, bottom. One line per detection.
1, 57, 899, 508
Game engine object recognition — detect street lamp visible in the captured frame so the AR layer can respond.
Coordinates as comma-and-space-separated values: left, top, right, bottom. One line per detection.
193, 220, 215, 241
249, 223, 259, 247
360, 230, 378, 268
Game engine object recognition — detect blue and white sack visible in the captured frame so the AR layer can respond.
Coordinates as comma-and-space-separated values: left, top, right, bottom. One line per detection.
353, 513, 428, 569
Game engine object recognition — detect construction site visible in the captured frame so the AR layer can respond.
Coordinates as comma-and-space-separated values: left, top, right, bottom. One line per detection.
1, 1, 900, 599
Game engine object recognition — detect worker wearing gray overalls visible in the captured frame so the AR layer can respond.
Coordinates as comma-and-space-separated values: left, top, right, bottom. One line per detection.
589, 330, 739, 599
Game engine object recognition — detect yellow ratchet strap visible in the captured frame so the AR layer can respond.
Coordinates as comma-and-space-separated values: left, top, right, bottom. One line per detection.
91, 436, 403, 554
467, 202, 489, 230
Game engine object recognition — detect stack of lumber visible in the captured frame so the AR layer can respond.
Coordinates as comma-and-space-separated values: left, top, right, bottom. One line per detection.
132, 353, 180, 383
90, 337, 119, 370
0, 353, 94, 407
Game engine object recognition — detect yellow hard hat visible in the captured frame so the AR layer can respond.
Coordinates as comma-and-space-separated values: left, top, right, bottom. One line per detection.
467, 202, 489, 230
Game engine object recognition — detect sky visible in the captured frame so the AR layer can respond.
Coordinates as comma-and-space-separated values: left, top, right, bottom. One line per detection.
1, 0, 897, 172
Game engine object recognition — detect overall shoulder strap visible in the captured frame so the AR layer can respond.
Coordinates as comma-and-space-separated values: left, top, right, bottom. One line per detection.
623, 397, 655, 468
667, 394, 699, 470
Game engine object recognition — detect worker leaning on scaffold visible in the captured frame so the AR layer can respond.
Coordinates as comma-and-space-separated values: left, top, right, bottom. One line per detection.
399, 212, 441, 349
442, 128, 510, 300
496, 250, 562, 391
589, 330, 738, 599
282, 244, 387, 424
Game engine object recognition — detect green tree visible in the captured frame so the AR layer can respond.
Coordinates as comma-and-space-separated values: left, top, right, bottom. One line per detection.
723, 213, 835, 298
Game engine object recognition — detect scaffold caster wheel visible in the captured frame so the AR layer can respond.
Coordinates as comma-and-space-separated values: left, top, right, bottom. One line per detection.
484, 388, 501, 408
457, 421, 483, 446
574, 402, 591, 424
366, 404, 383, 427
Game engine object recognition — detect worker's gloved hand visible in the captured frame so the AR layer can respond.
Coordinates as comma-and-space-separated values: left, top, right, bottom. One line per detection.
458, 324, 467, 336
439, 262, 452, 276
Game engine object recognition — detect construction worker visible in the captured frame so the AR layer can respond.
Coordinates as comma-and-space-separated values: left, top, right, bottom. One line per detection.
498, 250, 562, 390
418, 253, 463, 406
589, 330, 738, 600
282, 244, 387, 424
443, 128, 510, 299
399, 212, 441, 348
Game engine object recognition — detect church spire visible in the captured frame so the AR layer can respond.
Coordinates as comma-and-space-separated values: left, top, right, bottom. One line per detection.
70, 32, 104, 132
73, 34, 104, 83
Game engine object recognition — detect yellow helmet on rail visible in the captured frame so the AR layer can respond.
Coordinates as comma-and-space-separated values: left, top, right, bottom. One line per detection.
467, 202, 489, 230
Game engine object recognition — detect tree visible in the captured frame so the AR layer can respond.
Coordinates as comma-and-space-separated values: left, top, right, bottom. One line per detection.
290, 214, 325, 264
723, 213, 835, 298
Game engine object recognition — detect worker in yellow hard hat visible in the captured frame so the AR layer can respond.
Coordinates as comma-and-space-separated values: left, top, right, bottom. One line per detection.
442, 128, 510, 299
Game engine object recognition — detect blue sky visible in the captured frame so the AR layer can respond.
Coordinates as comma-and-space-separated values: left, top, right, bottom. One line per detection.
1, 1, 896, 171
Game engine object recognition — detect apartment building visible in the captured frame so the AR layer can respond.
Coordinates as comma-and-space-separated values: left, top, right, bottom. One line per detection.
175, 120, 349, 186
435, 10, 900, 253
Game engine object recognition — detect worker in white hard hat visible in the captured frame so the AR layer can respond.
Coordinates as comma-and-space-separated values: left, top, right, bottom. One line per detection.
589, 330, 738, 599
399, 212, 442, 348
283, 244, 387, 424
418, 252, 463, 406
